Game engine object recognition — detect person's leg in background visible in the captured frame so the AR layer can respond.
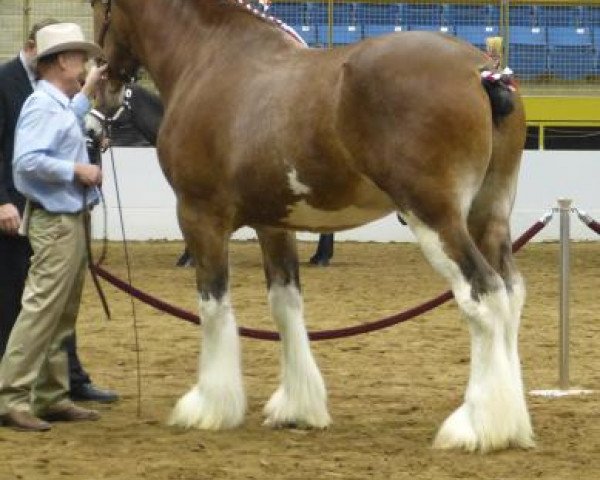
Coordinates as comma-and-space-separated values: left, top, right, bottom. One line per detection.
309, 233, 334, 266
66, 334, 118, 403
0, 234, 31, 360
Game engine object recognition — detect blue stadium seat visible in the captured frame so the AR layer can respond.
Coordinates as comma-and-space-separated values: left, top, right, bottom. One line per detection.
508, 6, 537, 26
548, 26, 592, 46
456, 25, 500, 50
409, 24, 455, 36
355, 3, 404, 26
317, 25, 362, 46
507, 26, 547, 79
547, 27, 595, 79
309, 2, 356, 25
309, 3, 361, 47
268, 2, 307, 25
594, 26, 600, 49
537, 6, 583, 27
289, 24, 318, 46
404, 4, 445, 27
581, 6, 600, 27
363, 24, 406, 38
447, 5, 496, 26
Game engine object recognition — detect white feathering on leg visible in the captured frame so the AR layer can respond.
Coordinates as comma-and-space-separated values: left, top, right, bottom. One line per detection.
169, 293, 246, 430
406, 214, 533, 452
264, 284, 330, 429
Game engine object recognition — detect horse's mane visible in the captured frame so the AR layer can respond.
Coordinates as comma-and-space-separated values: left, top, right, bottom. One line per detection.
174, 0, 304, 45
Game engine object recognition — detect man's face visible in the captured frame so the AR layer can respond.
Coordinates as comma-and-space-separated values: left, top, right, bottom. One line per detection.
59, 51, 89, 96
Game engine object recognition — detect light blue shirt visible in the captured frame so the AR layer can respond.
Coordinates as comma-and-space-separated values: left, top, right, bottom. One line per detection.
13, 80, 99, 213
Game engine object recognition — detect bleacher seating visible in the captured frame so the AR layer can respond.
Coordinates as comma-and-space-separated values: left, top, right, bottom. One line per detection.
289, 24, 318, 44
456, 25, 500, 50
537, 6, 583, 27
581, 6, 600, 27
310, 2, 357, 46
317, 24, 362, 45
355, 3, 404, 26
404, 4, 445, 27
355, 3, 405, 39
508, 26, 548, 79
508, 5, 537, 26
547, 26, 595, 79
447, 5, 497, 26
262, 2, 599, 81
309, 2, 355, 24
268, 2, 307, 25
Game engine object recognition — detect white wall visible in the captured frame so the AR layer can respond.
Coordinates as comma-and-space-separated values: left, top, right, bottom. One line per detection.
92, 149, 599, 242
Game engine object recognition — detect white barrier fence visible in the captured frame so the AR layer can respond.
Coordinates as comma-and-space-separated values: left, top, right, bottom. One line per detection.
92, 149, 600, 242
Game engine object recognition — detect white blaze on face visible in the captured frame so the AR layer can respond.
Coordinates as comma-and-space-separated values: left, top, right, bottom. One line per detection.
287, 168, 311, 195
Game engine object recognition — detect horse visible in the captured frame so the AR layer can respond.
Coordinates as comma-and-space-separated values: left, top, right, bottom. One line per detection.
91, 0, 533, 453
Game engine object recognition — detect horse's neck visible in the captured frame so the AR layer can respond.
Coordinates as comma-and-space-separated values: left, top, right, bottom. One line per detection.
121, 0, 292, 98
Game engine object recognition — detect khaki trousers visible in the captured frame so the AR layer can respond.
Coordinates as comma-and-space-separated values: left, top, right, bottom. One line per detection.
0, 209, 86, 416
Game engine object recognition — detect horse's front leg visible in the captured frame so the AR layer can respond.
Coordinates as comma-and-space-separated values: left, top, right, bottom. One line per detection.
168, 204, 245, 430
256, 227, 330, 429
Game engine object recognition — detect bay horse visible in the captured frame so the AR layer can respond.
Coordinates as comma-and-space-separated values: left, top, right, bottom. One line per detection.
91, 0, 534, 452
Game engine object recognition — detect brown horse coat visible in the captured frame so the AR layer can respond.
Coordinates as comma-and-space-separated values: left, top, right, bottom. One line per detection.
93, 0, 532, 453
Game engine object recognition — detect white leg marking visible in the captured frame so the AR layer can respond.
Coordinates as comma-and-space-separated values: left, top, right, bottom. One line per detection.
263, 284, 330, 429
504, 272, 535, 448
169, 294, 246, 430
405, 214, 533, 452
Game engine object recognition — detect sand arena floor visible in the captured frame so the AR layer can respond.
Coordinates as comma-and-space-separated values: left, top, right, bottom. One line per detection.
1, 240, 599, 480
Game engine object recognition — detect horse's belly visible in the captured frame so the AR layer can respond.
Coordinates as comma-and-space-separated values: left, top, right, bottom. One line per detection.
281, 201, 392, 231
279, 175, 395, 232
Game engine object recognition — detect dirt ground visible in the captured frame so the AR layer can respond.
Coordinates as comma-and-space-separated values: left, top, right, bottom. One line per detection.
1, 240, 599, 480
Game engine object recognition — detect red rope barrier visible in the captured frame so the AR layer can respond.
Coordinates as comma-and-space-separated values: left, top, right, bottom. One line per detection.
588, 221, 600, 235
91, 216, 551, 341
573, 208, 600, 235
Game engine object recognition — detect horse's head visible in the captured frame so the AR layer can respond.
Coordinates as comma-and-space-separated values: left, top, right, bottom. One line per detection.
91, 0, 140, 113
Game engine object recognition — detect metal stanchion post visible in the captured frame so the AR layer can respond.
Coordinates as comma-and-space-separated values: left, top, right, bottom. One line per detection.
557, 198, 571, 390
530, 199, 593, 398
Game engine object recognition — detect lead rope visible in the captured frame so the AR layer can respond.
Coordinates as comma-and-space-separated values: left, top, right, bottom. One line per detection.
83, 187, 111, 320
105, 119, 143, 418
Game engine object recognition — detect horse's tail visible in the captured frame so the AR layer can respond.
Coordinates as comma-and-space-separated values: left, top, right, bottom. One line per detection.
481, 76, 515, 125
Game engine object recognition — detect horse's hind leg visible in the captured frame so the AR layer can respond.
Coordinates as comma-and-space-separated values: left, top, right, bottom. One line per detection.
403, 204, 532, 452
256, 227, 330, 429
168, 203, 245, 430
463, 132, 534, 450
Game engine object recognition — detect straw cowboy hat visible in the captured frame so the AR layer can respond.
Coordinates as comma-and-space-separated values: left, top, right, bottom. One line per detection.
35, 23, 103, 62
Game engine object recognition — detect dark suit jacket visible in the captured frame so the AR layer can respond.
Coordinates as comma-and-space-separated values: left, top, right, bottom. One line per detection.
0, 56, 34, 215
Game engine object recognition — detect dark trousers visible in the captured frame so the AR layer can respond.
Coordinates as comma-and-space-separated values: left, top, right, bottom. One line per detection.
0, 233, 90, 389
0, 234, 30, 357
311, 233, 334, 261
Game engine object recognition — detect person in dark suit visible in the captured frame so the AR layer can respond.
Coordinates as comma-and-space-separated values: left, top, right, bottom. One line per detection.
309, 233, 334, 266
0, 19, 117, 404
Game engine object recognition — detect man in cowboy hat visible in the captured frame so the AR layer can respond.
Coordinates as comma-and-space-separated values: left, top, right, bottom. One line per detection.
0, 19, 119, 408
0, 22, 109, 432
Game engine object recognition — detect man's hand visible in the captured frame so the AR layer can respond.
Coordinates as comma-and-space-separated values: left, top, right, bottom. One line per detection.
81, 63, 108, 99
74, 164, 103, 186
0, 203, 21, 235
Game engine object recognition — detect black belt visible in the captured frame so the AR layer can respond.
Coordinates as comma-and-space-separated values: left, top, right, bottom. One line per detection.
30, 201, 84, 215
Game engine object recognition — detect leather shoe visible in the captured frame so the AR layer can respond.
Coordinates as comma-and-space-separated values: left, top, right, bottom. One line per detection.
2, 410, 51, 432
70, 382, 119, 403
41, 404, 100, 422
